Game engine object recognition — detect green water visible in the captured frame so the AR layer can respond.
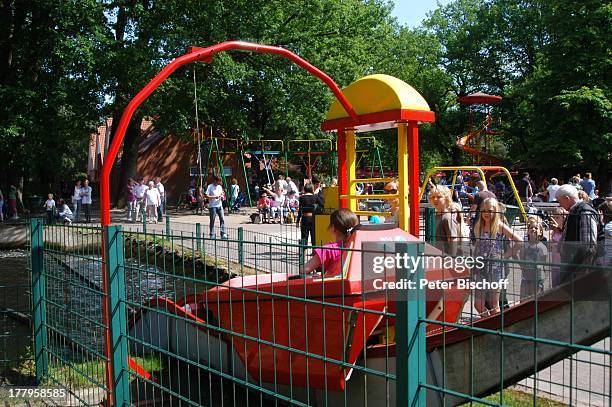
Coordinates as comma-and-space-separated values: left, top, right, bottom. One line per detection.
0, 250, 33, 383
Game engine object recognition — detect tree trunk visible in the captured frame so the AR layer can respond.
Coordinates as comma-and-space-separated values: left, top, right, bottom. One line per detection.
111, 114, 143, 208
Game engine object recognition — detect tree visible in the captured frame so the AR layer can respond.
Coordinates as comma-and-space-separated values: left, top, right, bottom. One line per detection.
99, 0, 400, 205
0, 0, 105, 200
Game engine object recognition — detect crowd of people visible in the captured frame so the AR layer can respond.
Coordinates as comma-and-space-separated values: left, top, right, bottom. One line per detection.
427, 175, 612, 316
126, 177, 166, 224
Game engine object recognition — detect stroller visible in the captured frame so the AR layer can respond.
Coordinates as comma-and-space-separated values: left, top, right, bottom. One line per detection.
185, 190, 199, 213
230, 192, 246, 213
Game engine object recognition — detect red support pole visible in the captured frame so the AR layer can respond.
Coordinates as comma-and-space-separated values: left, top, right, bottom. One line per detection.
408, 121, 420, 237
337, 129, 348, 208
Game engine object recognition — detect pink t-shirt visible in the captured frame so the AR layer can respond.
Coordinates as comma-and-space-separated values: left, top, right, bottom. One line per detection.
314, 241, 343, 274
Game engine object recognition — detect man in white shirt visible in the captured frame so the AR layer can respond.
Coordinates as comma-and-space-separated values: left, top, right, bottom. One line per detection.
206, 176, 227, 238
155, 177, 165, 222
274, 174, 288, 195
80, 179, 93, 223
286, 176, 299, 197
546, 178, 560, 202
145, 181, 161, 223
133, 178, 147, 222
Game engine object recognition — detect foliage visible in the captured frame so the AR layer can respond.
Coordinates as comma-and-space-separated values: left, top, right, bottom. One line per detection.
0, 0, 106, 191
1, 0, 609, 197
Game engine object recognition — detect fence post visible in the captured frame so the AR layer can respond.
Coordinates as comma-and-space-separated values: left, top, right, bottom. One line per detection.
30, 218, 48, 384
165, 215, 170, 241
196, 223, 201, 252
396, 242, 426, 407
142, 210, 147, 234
104, 225, 130, 405
425, 207, 436, 243
238, 227, 244, 264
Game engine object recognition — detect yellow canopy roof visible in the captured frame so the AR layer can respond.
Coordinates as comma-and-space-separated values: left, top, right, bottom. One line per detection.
325, 74, 431, 121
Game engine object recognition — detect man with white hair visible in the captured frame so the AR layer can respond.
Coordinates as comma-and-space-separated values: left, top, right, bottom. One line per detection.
557, 184, 599, 282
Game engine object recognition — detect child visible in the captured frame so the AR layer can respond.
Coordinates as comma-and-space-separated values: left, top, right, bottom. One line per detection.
472, 197, 523, 315
549, 207, 568, 287
269, 195, 280, 223
43, 193, 56, 224
518, 216, 548, 300
57, 199, 73, 224
257, 193, 271, 223
285, 191, 299, 223
300, 208, 359, 277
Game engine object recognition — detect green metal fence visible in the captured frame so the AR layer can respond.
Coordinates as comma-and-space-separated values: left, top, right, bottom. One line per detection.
23, 215, 612, 406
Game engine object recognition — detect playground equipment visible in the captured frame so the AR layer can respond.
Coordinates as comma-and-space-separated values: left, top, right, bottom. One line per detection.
99, 42, 609, 406
321, 74, 434, 234
287, 138, 335, 180
355, 135, 387, 179
201, 135, 253, 207
420, 165, 528, 223
456, 92, 504, 165
245, 139, 286, 186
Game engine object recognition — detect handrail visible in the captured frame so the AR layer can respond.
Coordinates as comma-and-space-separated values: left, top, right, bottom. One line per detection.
349, 177, 394, 184
419, 165, 527, 222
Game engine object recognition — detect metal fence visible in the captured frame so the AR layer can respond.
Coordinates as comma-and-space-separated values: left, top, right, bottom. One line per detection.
18, 214, 612, 406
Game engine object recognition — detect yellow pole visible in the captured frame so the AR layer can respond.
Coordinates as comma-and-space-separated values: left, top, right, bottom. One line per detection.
346, 129, 357, 212
397, 123, 409, 231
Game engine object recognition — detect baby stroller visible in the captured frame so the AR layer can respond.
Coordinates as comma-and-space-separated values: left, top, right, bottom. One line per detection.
185, 191, 199, 213
230, 192, 246, 213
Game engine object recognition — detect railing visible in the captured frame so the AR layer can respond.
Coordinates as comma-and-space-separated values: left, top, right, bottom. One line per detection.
14, 214, 612, 406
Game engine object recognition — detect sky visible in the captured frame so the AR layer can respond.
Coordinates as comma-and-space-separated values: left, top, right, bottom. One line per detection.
391, 0, 450, 28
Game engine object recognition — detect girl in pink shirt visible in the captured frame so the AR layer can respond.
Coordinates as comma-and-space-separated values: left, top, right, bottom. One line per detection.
300, 208, 359, 276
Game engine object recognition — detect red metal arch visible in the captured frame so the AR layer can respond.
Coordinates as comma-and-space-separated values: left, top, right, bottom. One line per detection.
99, 41, 359, 406
100, 40, 358, 225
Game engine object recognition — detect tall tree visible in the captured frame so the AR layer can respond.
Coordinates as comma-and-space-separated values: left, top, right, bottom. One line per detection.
99, 0, 400, 205
0, 0, 105, 198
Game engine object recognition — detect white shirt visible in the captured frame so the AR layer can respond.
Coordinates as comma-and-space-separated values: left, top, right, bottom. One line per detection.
230, 184, 240, 199
73, 186, 82, 202
156, 182, 165, 197
81, 186, 92, 204
59, 204, 72, 217
44, 199, 56, 210
605, 221, 612, 264
206, 184, 224, 208
145, 188, 161, 206
275, 179, 288, 194
134, 184, 147, 199
287, 181, 299, 196
547, 184, 560, 202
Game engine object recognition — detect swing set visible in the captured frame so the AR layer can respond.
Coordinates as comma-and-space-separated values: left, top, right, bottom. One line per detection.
355, 135, 386, 180
200, 135, 253, 207
244, 139, 286, 187
287, 138, 335, 180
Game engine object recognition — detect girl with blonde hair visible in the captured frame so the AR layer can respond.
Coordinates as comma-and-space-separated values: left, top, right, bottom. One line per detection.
473, 197, 522, 315
428, 185, 459, 255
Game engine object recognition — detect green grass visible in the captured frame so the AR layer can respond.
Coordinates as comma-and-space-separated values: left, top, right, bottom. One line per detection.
44, 355, 162, 389
464, 388, 567, 406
